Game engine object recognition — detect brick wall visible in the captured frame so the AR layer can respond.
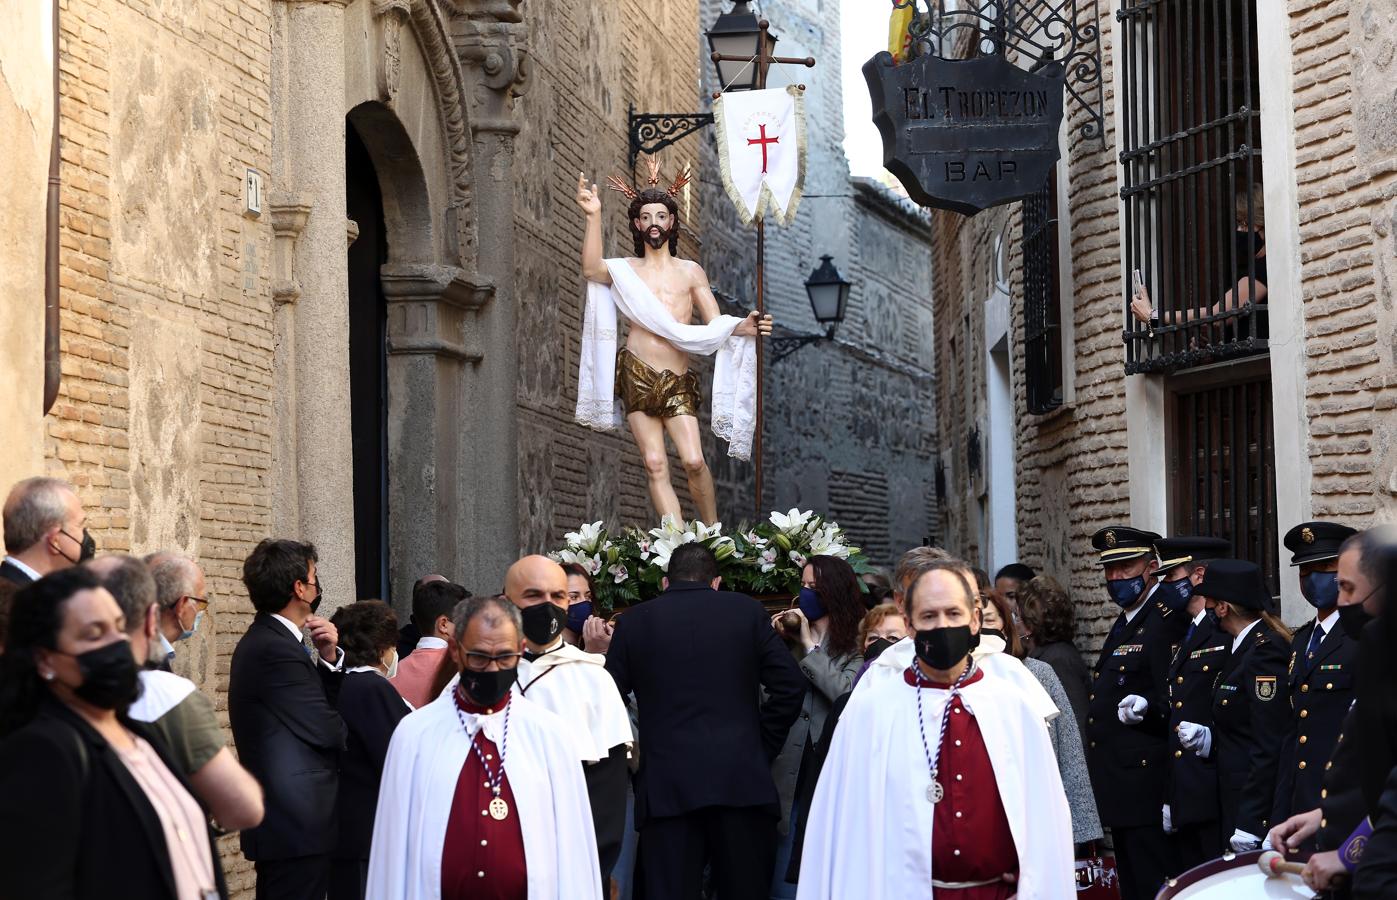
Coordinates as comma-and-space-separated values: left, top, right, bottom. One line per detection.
55, 0, 276, 891
1290, 0, 1397, 520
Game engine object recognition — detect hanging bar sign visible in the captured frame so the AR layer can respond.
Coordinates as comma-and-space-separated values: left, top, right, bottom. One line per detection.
863, 51, 1065, 215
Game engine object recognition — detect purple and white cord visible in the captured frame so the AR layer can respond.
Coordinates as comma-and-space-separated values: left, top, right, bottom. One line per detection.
914, 658, 977, 801
456, 691, 512, 800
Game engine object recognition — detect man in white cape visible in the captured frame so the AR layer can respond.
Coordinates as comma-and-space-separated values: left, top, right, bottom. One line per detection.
366, 595, 600, 900
798, 560, 1074, 900
574, 164, 770, 525
504, 555, 634, 888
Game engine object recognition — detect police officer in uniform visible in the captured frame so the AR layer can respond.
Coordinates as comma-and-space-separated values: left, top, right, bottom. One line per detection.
1155, 536, 1232, 872
1182, 559, 1291, 851
1085, 526, 1179, 900
1270, 521, 1360, 844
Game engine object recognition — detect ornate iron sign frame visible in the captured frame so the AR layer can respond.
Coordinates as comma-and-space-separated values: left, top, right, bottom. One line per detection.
892, 0, 1105, 145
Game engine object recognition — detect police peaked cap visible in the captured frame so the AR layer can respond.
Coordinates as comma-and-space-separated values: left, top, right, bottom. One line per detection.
1091, 526, 1161, 567
1153, 536, 1232, 574
1283, 521, 1357, 567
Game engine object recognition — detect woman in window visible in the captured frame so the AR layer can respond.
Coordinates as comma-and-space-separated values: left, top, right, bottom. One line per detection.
1130, 186, 1267, 331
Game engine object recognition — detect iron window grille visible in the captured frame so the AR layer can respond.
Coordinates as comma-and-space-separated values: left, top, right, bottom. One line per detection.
1023, 172, 1063, 414
1118, 0, 1266, 374
1169, 361, 1279, 597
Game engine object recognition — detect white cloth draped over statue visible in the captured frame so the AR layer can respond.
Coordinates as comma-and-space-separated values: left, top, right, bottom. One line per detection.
797, 664, 1075, 899
365, 687, 601, 900
575, 258, 758, 460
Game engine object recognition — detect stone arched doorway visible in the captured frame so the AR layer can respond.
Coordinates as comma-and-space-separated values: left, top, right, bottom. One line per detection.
271, 0, 520, 614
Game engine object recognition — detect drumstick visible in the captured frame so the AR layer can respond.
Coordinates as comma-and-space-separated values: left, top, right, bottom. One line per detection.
1256, 850, 1305, 877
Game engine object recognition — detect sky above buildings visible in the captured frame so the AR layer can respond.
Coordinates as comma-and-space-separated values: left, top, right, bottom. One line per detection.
841, 0, 887, 178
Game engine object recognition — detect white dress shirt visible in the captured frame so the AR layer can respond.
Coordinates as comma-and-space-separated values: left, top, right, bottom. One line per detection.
1, 556, 40, 581
271, 613, 344, 669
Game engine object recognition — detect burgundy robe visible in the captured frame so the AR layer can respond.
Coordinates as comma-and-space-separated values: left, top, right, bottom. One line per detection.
440, 691, 528, 900
904, 667, 1018, 900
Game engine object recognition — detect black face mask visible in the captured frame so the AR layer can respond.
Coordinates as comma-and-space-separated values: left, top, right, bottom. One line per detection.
914, 625, 979, 672
520, 602, 567, 646
70, 640, 139, 709
460, 666, 518, 708
1338, 602, 1375, 640
863, 636, 896, 662
58, 528, 97, 565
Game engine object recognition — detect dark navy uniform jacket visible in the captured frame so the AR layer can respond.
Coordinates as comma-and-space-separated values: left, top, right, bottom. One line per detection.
1211, 621, 1290, 839
1165, 615, 1230, 826
1087, 590, 1178, 828
1271, 615, 1357, 828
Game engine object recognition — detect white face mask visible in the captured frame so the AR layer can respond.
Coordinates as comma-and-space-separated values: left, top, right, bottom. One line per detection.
384, 650, 399, 679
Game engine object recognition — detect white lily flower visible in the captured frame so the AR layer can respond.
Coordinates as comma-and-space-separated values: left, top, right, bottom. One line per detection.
789, 550, 807, 568
760, 547, 778, 573
608, 563, 629, 584
769, 508, 814, 535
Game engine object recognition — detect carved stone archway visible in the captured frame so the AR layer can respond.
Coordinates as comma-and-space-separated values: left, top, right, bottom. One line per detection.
270, 0, 519, 610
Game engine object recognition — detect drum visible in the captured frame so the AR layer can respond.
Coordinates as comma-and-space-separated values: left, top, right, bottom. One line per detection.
1154, 850, 1312, 899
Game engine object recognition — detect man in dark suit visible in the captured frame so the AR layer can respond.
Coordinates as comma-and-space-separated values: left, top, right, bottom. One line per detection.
598, 542, 804, 900
1270, 521, 1360, 846
1154, 535, 1231, 872
229, 538, 348, 900
1, 476, 92, 586
1084, 525, 1181, 900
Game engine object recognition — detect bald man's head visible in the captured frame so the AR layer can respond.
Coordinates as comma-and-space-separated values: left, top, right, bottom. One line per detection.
504, 555, 570, 609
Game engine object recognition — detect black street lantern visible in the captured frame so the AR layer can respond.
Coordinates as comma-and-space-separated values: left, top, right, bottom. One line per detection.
706, 1, 776, 91
772, 255, 852, 364
805, 255, 851, 337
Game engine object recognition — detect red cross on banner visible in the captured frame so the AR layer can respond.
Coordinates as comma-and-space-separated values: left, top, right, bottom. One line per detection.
712, 86, 807, 225
747, 124, 780, 173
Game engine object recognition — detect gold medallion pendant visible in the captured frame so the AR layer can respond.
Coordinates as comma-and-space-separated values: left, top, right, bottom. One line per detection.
489, 797, 510, 820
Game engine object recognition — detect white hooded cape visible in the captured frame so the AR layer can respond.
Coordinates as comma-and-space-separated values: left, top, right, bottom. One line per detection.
797, 666, 1075, 899
517, 643, 634, 763
575, 257, 758, 459
857, 637, 1060, 723
365, 687, 601, 900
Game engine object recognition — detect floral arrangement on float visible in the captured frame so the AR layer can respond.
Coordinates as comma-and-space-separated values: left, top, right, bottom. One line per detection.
550, 509, 868, 613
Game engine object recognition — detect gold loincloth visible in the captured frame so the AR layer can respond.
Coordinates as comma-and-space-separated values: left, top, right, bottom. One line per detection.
616, 347, 701, 419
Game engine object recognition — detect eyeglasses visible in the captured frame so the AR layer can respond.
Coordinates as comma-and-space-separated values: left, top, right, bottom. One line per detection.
180, 596, 210, 612
462, 651, 522, 672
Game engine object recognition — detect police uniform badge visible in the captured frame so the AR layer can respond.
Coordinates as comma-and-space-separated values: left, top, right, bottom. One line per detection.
1255, 675, 1278, 701
1301, 527, 1315, 544
1104, 530, 1117, 548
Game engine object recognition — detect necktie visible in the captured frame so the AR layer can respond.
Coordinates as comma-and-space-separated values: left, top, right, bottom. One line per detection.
1183, 621, 1197, 647
1305, 623, 1324, 665
1109, 612, 1128, 641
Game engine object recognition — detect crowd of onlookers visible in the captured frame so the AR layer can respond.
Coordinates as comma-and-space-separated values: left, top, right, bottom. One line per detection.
4, 471, 1395, 900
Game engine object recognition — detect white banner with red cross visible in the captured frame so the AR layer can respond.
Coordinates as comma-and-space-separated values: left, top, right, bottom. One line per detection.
712, 85, 807, 226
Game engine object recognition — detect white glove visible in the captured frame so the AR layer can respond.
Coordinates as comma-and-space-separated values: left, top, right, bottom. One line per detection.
1117, 694, 1148, 724
1230, 829, 1262, 852
1177, 721, 1213, 758
1163, 804, 1175, 834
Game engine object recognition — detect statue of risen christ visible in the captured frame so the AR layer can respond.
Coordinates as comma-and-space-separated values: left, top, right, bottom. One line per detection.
574, 164, 771, 526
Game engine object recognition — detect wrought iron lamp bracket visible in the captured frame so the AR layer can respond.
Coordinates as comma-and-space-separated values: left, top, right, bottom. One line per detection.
770, 327, 836, 364
899, 0, 1106, 146
628, 104, 716, 169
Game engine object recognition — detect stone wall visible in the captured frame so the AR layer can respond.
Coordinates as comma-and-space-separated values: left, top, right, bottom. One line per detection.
0, 0, 53, 489
696, 0, 939, 567
929, 0, 1397, 650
